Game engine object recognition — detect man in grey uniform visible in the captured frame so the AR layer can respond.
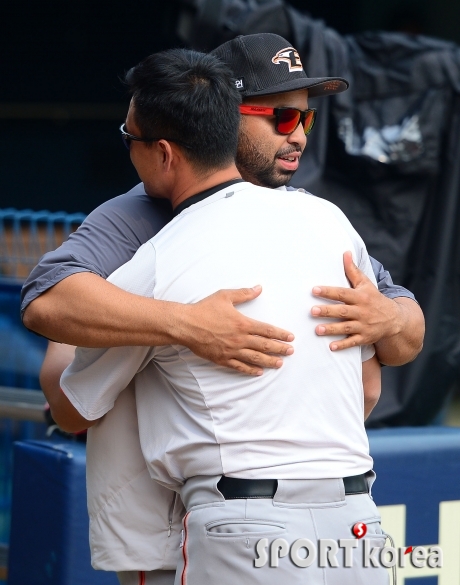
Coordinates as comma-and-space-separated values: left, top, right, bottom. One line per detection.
25, 34, 422, 585
58, 44, 387, 585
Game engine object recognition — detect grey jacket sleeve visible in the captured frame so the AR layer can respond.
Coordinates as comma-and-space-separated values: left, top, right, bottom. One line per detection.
20, 184, 173, 318
369, 256, 416, 301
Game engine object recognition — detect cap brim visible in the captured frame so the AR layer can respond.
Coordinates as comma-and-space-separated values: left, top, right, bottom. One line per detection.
242, 76, 349, 98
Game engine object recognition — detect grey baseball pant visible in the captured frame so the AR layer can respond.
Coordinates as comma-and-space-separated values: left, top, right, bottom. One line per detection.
174, 474, 389, 585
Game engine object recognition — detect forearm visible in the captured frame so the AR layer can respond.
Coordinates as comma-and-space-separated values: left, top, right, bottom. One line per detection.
23, 272, 185, 347
362, 355, 381, 420
40, 342, 96, 433
374, 297, 425, 366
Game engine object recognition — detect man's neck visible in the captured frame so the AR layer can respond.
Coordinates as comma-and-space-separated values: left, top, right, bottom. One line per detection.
171, 164, 242, 210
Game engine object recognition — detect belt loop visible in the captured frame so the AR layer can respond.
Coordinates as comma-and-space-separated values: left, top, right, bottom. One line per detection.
366, 470, 376, 498
181, 475, 225, 510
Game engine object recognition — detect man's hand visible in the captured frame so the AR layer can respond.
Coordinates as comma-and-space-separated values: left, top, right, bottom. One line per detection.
311, 252, 396, 349
176, 285, 294, 376
310, 251, 424, 366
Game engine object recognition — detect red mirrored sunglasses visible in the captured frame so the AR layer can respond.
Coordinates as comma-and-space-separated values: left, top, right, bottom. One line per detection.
239, 105, 317, 136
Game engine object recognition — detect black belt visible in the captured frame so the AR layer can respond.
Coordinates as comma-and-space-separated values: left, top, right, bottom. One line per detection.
217, 473, 369, 500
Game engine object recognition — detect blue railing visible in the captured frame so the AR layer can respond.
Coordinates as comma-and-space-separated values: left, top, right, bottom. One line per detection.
0, 208, 86, 282
0, 208, 85, 550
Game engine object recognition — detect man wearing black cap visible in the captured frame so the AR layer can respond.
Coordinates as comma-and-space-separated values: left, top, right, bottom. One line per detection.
217, 35, 344, 188
214, 34, 348, 191
30, 33, 415, 585
212, 34, 423, 364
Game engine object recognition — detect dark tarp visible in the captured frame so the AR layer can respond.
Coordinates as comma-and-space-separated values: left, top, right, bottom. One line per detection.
179, 0, 460, 426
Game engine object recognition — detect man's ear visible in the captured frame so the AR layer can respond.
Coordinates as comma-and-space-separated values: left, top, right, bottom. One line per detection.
157, 140, 175, 172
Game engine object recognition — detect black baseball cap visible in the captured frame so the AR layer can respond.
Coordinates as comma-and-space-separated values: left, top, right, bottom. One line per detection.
211, 33, 349, 98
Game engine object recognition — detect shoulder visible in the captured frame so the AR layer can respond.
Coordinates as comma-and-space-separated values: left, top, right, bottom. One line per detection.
76, 184, 173, 255
288, 189, 356, 227
87, 183, 173, 232
274, 186, 346, 215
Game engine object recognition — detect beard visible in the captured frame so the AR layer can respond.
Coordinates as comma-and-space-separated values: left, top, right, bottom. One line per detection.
236, 129, 299, 188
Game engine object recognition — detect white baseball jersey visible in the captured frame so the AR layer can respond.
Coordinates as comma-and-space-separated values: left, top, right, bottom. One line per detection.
62, 182, 376, 491
84, 383, 184, 571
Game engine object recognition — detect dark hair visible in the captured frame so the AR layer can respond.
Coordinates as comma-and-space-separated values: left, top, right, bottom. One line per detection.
125, 49, 241, 172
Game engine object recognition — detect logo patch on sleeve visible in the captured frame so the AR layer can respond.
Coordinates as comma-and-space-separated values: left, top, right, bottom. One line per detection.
272, 48, 303, 72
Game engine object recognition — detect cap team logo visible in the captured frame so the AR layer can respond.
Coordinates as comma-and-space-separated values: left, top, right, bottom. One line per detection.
272, 47, 303, 72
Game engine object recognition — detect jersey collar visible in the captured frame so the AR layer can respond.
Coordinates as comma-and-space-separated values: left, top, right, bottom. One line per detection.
173, 179, 245, 217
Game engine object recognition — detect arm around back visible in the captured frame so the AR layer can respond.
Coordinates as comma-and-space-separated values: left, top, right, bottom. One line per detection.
21, 186, 294, 375
40, 341, 97, 433
23, 271, 186, 347
24, 274, 294, 375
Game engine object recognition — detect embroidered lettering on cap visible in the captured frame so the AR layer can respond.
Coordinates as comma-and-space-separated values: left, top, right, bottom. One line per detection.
272, 47, 303, 72
322, 81, 341, 91
235, 77, 245, 90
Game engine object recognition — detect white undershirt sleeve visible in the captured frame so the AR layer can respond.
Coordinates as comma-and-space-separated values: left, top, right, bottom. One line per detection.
361, 344, 375, 362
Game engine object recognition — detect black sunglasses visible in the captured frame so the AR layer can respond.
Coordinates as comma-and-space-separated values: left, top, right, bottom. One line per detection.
239, 106, 317, 136
119, 123, 192, 150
